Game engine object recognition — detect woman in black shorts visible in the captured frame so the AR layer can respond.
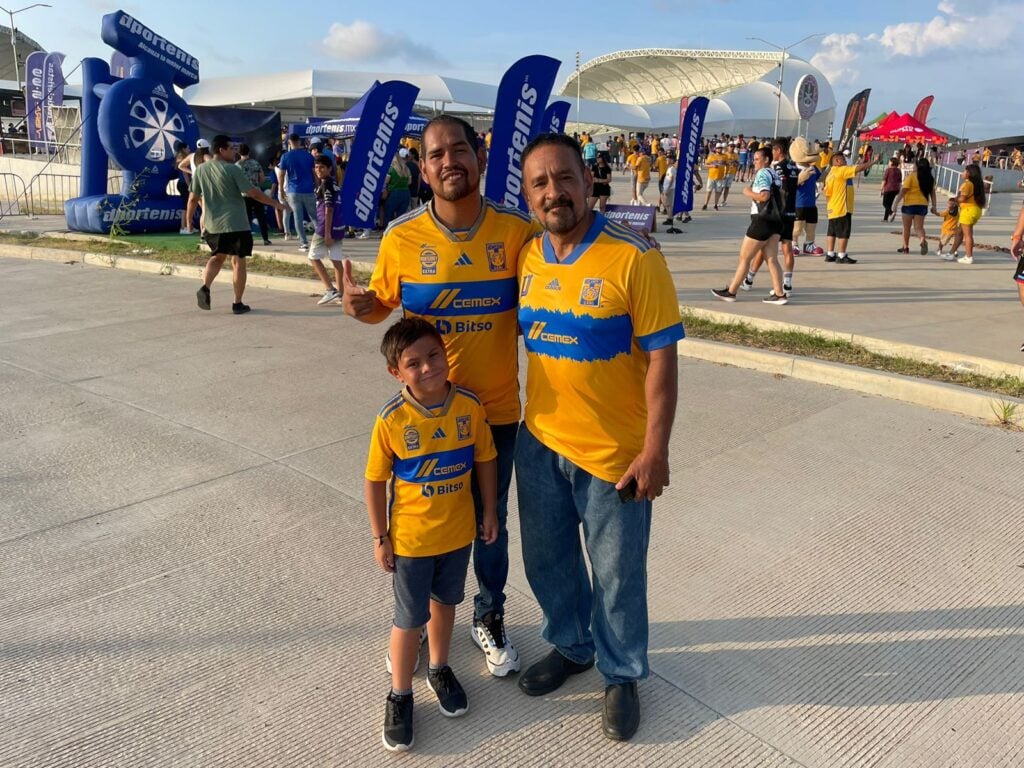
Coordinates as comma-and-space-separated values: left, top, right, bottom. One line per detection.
589, 155, 612, 212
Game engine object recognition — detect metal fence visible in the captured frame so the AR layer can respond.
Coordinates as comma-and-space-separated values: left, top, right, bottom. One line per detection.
933, 164, 993, 210
0, 171, 126, 219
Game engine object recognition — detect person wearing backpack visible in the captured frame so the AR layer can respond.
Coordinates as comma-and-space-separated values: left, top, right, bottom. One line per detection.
711, 146, 789, 305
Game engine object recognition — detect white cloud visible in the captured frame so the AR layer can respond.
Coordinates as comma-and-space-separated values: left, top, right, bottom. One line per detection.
810, 33, 863, 86
321, 21, 446, 67
877, 1, 1023, 57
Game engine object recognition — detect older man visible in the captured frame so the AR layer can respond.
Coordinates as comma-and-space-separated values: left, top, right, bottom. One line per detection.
514, 133, 683, 741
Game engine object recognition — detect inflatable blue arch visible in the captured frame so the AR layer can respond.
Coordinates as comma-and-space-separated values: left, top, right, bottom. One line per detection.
64, 10, 200, 234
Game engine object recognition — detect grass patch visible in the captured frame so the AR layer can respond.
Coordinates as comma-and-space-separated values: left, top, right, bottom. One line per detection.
681, 310, 1024, 399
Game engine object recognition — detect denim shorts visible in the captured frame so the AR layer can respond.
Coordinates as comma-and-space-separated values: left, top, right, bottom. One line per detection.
901, 204, 928, 217
392, 544, 471, 629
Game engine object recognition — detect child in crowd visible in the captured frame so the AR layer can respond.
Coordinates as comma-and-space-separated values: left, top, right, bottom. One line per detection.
309, 155, 346, 305
366, 318, 498, 752
937, 197, 961, 260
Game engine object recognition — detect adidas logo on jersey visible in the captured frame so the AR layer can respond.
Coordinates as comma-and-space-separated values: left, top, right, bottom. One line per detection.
454, 253, 473, 266
432, 427, 447, 439
545, 278, 561, 291
152, 84, 169, 98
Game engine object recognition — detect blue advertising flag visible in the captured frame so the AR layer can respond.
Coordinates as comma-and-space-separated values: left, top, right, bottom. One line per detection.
339, 80, 420, 229
42, 52, 66, 152
24, 51, 46, 150
672, 96, 710, 216
541, 100, 571, 134
484, 55, 561, 211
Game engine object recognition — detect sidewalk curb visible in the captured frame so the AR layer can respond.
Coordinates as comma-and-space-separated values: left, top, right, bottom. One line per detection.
680, 305, 1024, 381
679, 337, 1023, 424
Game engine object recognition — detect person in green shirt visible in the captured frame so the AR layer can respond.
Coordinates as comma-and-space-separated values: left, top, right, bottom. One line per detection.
188, 135, 288, 314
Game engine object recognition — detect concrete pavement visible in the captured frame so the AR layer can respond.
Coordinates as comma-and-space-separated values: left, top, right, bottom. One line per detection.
2, 259, 1023, 767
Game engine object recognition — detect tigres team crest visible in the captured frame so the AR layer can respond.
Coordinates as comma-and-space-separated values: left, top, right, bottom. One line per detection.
486, 243, 507, 272
420, 248, 439, 275
456, 414, 472, 441
579, 278, 604, 307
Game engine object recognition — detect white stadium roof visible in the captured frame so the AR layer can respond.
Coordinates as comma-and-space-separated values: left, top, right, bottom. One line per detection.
181, 49, 836, 138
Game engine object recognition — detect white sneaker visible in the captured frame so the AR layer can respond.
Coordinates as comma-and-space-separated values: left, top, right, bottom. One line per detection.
957, 255, 974, 264
941, 252, 957, 261
471, 612, 520, 677
317, 289, 339, 305
356, 230, 371, 240
385, 627, 427, 675
740, 278, 753, 291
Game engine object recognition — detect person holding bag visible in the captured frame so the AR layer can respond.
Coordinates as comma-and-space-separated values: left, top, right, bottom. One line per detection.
712, 146, 789, 305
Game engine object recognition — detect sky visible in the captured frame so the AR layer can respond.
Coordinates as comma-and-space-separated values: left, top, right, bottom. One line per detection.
26, 0, 1024, 139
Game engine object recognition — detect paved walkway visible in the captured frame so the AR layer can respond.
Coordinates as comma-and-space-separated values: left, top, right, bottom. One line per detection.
2, 260, 1023, 767
6, 174, 1022, 373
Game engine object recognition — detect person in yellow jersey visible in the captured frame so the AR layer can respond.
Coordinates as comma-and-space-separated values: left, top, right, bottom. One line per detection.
702, 141, 727, 210
719, 141, 741, 207
891, 158, 939, 255
367, 317, 498, 752
623, 147, 639, 204
514, 133, 683, 743
634, 149, 653, 205
946, 163, 986, 265
342, 115, 539, 679
823, 150, 872, 263
936, 196, 961, 259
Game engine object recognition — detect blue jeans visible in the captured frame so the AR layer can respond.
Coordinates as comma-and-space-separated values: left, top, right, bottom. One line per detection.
383, 189, 411, 227
515, 424, 652, 685
286, 192, 316, 247
470, 421, 516, 619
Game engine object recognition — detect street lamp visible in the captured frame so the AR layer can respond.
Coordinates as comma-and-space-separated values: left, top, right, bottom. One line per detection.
960, 107, 985, 145
0, 3, 51, 97
747, 33, 824, 138
575, 50, 581, 135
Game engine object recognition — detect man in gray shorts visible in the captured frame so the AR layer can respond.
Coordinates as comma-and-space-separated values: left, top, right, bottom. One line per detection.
188, 135, 288, 314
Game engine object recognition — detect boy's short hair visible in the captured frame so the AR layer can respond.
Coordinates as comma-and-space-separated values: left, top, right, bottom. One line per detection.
314, 154, 332, 169
381, 317, 444, 368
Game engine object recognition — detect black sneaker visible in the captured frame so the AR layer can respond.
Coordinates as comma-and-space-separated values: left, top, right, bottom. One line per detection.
824, 254, 837, 262
762, 291, 789, 305
426, 665, 468, 717
382, 692, 414, 752
682, 214, 692, 223
711, 288, 737, 302
232, 302, 251, 314
196, 285, 211, 310
837, 256, 858, 264
263, 239, 272, 246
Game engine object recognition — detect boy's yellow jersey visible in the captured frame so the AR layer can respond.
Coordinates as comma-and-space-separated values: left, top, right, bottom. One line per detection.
366, 385, 496, 557
825, 165, 857, 218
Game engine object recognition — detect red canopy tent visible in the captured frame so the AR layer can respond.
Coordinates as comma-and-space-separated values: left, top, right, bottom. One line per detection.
859, 113, 948, 144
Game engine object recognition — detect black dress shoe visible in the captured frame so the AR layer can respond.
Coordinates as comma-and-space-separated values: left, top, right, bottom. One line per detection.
518, 649, 593, 696
603, 682, 640, 741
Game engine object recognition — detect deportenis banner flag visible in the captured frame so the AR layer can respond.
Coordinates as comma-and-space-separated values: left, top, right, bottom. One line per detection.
541, 100, 571, 134
672, 96, 709, 216
42, 52, 66, 152
912, 95, 934, 125
339, 80, 420, 229
24, 51, 46, 150
484, 55, 561, 211
837, 88, 871, 153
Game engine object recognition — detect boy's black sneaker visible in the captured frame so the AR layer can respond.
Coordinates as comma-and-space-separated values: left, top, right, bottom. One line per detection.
196, 285, 211, 310
426, 665, 468, 717
382, 692, 414, 752
232, 302, 251, 315
836, 256, 858, 264
824, 254, 837, 262
711, 288, 737, 302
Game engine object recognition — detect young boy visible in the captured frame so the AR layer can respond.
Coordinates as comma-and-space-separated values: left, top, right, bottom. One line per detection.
937, 196, 961, 260
309, 155, 346, 305
366, 317, 498, 752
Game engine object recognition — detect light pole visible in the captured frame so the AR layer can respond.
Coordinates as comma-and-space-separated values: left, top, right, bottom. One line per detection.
960, 107, 985, 145
575, 50, 581, 135
748, 33, 823, 137
0, 3, 51, 97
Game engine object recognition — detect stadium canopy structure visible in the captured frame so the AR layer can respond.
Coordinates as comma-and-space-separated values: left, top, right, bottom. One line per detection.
182, 48, 836, 139
559, 48, 836, 139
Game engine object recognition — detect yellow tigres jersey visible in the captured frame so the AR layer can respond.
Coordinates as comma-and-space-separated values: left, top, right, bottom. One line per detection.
706, 152, 726, 180
517, 213, 685, 483
370, 199, 541, 425
824, 165, 857, 218
365, 384, 496, 557
726, 152, 740, 174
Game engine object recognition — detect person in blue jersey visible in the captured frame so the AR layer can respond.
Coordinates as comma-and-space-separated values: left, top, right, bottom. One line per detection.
277, 133, 317, 251
343, 115, 540, 680
515, 133, 683, 742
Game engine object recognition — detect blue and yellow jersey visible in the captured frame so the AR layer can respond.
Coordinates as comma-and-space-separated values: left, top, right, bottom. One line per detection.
365, 384, 497, 558
517, 213, 685, 483
370, 199, 541, 426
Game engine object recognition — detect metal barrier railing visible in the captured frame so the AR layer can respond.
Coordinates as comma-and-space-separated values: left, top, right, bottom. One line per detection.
0, 173, 29, 217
